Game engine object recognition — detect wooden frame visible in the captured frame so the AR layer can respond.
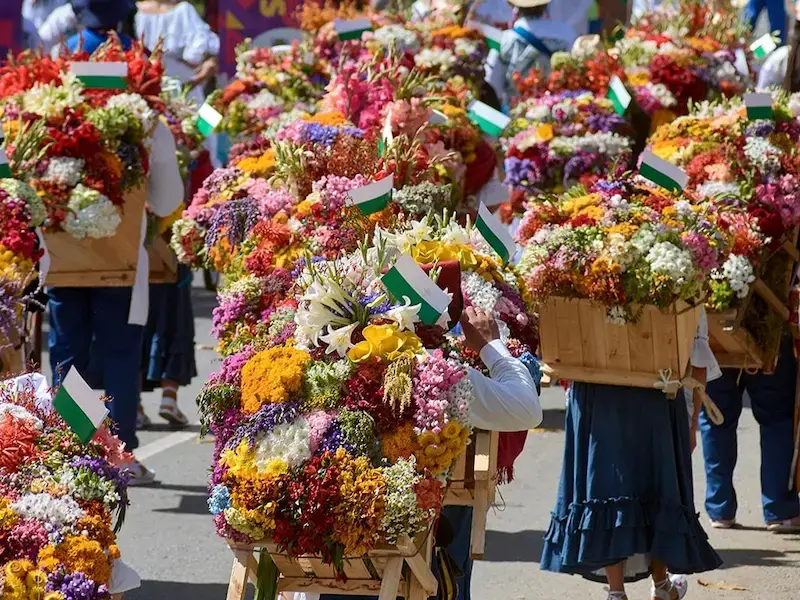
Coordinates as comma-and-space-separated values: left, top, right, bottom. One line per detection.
443, 429, 499, 559
43, 187, 146, 287
148, 237, 179, 284
538, 297, 701, 388
226, 534, 437, 600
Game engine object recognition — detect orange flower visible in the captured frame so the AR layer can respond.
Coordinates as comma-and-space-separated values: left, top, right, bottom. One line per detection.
309, 111, 348, 126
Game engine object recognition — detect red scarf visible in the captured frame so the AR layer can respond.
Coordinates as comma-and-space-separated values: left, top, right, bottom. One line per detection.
498, 431, 528, 484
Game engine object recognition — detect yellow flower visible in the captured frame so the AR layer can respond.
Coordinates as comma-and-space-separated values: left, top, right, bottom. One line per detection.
240, 346, 311, 413
607, 222, 639, 239
5, 560, 34, 581
650, 109, 678, 134
158, 203, 185, 235
661, 206, 677, 218
440, 104, 466, 118
26, 570, 48, 588
651, 141, 679, 161
411, 240, 460, 264
235, 148, 276, 177
441, 421, 462, 440
44, 593, 66, 600
627, 71, 650, 86
535, 123, 554, 142
294, 198, 317, 217
0, 498, 19, 528
309, 110, 347, 126
562, 193, 600, 216
220, 440, 257, 477
348, 324, 423, 363
577, 205, 606, 221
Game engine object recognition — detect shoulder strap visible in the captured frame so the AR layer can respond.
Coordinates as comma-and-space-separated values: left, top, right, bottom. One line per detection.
512, 26, 553, 57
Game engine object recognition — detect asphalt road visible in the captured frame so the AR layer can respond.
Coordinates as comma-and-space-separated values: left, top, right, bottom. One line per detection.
41, 280, 800, 600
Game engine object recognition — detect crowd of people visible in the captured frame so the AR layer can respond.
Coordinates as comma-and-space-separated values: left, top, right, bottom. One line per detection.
9, 2, 800, 600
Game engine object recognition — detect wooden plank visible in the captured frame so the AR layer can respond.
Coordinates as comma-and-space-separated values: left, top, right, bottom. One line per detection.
538, 298, 560, 364
378, 558, 404, 600
470, 482, 489, 559
396, 536, 438, 596
543, 365, 667, 389
649, 306, 678, 373
443, 488, 475, 505
627, 307, 655, 374
603, 306, 631, 371
449, 449, 467, 489
577, 299, 607, 369
46, 270, 137, 287
226, 547, 253, 600
488, 430, 500, 505
342, 558, 373, 580
278, 578, 385, 595
262, 545, 307, 577
554, 298, 583, 367
307, 558, 337, 579
753, 278, 791, 322
247, 553, 259, 586
368, 556, 387, 578
676, 305, 700, 374
472, 430, 491, 480
408, 575, 427, 600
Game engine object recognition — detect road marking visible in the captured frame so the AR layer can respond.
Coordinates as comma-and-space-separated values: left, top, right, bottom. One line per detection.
135, 429, 200, 461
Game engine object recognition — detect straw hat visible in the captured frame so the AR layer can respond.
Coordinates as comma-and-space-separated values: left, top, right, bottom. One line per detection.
507, 0, 551, 8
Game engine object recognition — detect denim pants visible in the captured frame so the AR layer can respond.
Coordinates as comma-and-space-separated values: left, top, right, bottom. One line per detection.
699, 335, 800, 523
48, 287, 144, 451
320, 506, 474, 600
745, 0, 787, 44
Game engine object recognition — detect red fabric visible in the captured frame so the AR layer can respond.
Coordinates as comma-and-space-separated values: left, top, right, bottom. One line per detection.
497, 431, 528, 484
189, 150, 214, 200
463, 140, 498, 197
419, 260, 463, 329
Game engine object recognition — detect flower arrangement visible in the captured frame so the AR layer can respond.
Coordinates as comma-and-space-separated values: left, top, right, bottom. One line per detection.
501, 91, 636, 198
0, 374, 132, 600
516, 174, 732, 321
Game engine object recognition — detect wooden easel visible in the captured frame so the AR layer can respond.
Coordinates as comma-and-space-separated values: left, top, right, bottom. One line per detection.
226, 533, 437, 600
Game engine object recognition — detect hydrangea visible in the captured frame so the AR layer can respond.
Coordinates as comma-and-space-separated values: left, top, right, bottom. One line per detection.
63, 184, 121, 239
11, 493, 84, 529
462, 271, 502, 313
645, 241, 695, 287
208, 484, 231, 516
715, 254, 755, 299
106, 93, 157, 132
0, 179, 47, 226
414, 48, 457, 70
43, 157, 85, 188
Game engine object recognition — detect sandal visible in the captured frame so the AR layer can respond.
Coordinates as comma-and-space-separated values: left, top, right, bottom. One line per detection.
158, 395, 189, 427
767, 517, 800, 533
651, 574, 688, 600
136, 404, 152, 430
606, 592, 627, 600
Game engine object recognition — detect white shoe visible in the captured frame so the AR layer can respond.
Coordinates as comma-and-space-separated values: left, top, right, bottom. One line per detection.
158, 396, 189, 427
136, 405, 152, 430
123, 460, 156, 487
651, 574, 688, 600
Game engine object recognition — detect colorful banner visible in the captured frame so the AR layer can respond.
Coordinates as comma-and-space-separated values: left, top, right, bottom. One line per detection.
219, 0, 303, 74
0, 0, 23, 56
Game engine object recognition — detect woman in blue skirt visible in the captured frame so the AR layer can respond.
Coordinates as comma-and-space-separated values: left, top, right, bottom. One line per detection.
540, 309, 723, 600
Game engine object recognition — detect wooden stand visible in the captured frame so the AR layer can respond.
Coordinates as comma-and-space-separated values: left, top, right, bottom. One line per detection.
538, 297, 701, 388
226, 534, 437, 600
44, 187, 146, 287
443, 429, 498, 559
0, 346, 23, 374
148, 237, 178, 284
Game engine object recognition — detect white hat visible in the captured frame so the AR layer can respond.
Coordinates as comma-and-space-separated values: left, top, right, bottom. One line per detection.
507, 0, 551, 8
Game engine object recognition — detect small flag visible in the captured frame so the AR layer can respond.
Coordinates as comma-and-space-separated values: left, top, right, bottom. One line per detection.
378, 109, 394, 156
346, 174, 393, 215
468, 20, 503, 52
334, 18, 372, 41
639, 151, 688, 193
197, 103, 223, 137
428, 110, 448, 125
53, 367, 109, 443
734, 48, 749, 76
607, 75, 632, 116
70, 62, 128, 90
476, 203, 516, 264
0, 148, 10, 178
382, 255, 452, 325
467, 100, 510, 137
744, 92, 773, 120
750, 33, 777, 59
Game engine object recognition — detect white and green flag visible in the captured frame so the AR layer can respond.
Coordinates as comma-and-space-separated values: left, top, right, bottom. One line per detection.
734, 48, 749, 76
744, 93, 773, 120
468, 20, 503, 52
334, 18, 373, 41
476, 203, 516, 264
378, 109, 394, 156
750, 33, 777, 59
639, 151, 688, 193
346, 174, 393, 215
607, 75, 632, 116
382, 255, 452, 325
53, 367, 109, 443
0, 148, 10, 179
467, 100, 510, 137
70, 62, 128, 90
428, 110, 448, 125
197, 103, 224, 137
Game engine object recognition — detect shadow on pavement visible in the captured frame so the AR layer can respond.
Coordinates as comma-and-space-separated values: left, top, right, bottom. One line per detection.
482, 529, 545, 562
149, 483, 210, 494
715, 547, 800, 569
153, 493, 210, 516
191, 287, 218, 320
127, 581, 245, 600
530, 409, 566, 432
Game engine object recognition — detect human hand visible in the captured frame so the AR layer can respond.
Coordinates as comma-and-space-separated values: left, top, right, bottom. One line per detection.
689, 423, 698, 453
191, 57, 218, 86
460, 306, 500, 353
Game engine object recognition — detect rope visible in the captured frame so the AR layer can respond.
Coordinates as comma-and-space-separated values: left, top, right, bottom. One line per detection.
654, 369, 724, 425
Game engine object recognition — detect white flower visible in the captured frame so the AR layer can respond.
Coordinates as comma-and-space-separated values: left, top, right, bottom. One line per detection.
22, 74, 84, 118
414, 48, 456, 70
454, 38, 479, 57
715, 254, 755, 298
319, 322, 359, 357
246, 89, 284, 110
390, 220, 434, 253
789, 92, 800, 117
43, 157, 85, 187
550, 132, 632, 157
462, 271, 501, 313
743, 136, 782, 172
645, 241, 695, 288
644, 82, 677, 108
63, 184, 121, 239
697, 181, 740, 199
12, 493, 85, 528
606, 305, 628, 325
523, 105, 551, 122
0, 403, 43, 429
373, 25, 420, 52
253, 421, 311, 471
387, 298, 421, 332
106, 93, 157, 132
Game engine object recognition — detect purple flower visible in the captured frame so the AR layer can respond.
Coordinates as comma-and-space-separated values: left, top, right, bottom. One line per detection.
318, 421, 355, 455
46, 571, 110, 600
204, 197, 261, 250
224, 401, 301, 450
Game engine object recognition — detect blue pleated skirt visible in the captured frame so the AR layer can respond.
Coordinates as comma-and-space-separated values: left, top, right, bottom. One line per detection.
141, 264, 197, 390
540, 382, 722, 582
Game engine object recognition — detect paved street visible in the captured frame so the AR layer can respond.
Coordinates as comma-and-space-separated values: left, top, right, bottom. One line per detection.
42, 280, 800, 600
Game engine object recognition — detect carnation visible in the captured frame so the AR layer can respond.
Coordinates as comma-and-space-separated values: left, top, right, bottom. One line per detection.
63, 184, 121, 239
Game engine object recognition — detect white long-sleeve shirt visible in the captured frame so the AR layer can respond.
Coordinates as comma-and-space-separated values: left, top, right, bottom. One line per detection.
466, 340, 543, 431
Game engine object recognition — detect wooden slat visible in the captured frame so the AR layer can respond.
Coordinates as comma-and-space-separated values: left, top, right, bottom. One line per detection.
676, 304, 700, 374
449, 449, 467, 489
396, 536, 438, 595
627, 307, 655, 374
378, 557, 404, 600
649, 306, 678, 372
538, 298, 560, 364
554, 298, 583, 366
307, 558, 337, 578
578, 299, 607, 369
543, 365, 667, 389
278, 578, 385, 595
470, 482, 489, 559
783, 239, 800, 262
753, 278, 791, 322
472, 431, 491, 480
226, 547, 254, 600
443, 488, 475, 505
488, 430, 500, 505
263, 545, 307, 577
342, 558, 373, 580
368, 556, 387, 578
408, 574, 428, 600
603, 307, 631, 371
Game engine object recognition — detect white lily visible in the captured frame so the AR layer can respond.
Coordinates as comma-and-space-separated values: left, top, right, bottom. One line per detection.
319, 322, 359, 357
387, 297, 422, 332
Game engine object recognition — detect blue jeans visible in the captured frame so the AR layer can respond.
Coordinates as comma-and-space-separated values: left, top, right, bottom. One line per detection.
745, 0, 787, 44
48, 287, 144, 451
699, 334, 800, 523
320, 506, 474, 600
